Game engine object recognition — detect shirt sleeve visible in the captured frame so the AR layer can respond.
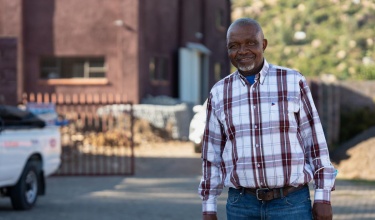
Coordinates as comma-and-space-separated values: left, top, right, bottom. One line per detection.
298, 77, 336, 204
198, 93, 226, 214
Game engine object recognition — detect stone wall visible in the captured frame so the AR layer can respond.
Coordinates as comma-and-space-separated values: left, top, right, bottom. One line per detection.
339, 81, 375, 112
310, 79, 375, 149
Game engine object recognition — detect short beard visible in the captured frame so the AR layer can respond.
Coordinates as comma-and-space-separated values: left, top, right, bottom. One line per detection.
238, 63, 255, 72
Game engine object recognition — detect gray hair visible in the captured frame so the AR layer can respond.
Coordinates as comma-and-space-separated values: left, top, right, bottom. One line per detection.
227, 18, 264, 39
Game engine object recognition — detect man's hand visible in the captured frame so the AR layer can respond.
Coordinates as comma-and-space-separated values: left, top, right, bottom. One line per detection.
203, 214, 218, 220
312, 203, 332, 220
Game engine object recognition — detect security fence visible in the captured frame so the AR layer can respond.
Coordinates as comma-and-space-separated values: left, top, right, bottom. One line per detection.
22, 92, 135, 176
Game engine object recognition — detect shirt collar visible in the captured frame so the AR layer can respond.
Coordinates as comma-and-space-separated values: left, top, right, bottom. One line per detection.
258, 59, 269, 85
236, 59, 269, 86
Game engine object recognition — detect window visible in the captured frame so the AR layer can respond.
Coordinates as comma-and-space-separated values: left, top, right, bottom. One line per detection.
40, 57, 106, 79
216, 9, 225, 29
149, 56, 169, 82
214, 62, 223, 81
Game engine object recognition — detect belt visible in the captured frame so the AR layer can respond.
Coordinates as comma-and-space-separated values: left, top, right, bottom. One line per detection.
239, 184, 306, 201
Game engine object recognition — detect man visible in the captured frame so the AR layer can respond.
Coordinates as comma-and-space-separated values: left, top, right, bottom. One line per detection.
198, 18, 336, 220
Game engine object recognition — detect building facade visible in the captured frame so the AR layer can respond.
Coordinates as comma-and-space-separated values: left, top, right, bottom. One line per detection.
0, 0, 231, 105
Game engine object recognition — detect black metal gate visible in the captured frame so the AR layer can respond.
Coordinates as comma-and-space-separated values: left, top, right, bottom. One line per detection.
23, 93, 135, 176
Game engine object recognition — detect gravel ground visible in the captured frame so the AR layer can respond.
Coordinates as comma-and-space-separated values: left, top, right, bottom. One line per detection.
0, 141, 374, 220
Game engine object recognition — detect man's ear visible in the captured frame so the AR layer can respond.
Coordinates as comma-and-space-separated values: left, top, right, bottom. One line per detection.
263, 39, 268, 52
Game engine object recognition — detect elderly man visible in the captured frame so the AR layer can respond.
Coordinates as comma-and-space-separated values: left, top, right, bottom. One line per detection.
198, 18, 336, 220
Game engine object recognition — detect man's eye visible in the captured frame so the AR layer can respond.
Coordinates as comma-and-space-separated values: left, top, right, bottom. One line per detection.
229, 45, 238, 49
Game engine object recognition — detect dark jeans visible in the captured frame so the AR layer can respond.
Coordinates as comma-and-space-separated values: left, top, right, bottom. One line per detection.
226, 185, 312, 220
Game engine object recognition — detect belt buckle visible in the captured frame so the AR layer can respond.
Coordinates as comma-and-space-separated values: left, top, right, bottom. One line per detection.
256, 188, 269, 200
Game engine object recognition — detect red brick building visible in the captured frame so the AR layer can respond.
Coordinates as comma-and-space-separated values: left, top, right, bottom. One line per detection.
0, 0, 231, 105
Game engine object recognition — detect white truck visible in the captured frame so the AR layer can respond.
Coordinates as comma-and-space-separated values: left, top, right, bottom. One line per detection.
0, 105, 61, 210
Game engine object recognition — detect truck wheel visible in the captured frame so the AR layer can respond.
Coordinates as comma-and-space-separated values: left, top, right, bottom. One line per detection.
9, 160, 41, 210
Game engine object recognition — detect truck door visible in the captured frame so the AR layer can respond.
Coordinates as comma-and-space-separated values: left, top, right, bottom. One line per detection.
0, 130, 28, 183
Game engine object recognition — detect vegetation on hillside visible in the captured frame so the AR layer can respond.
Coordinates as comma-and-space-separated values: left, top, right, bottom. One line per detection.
231, 0, 375, 80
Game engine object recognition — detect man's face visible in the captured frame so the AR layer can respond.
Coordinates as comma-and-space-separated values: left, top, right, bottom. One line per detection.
227, 23, 267, 76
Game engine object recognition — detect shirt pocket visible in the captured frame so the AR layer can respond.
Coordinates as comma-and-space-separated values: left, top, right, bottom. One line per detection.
269, 96, 299, 133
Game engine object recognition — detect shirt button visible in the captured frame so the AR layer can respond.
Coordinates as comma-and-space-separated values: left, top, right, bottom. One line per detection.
254, 125, 258, 128
257, 164, 261, 167
256, 144, 259, 147
253, 105, 256, 109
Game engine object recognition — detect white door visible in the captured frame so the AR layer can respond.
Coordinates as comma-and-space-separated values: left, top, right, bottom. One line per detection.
179, 43, 210, 105
179, 48, 201, 104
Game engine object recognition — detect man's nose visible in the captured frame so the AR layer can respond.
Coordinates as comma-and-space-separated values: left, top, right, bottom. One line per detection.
238, 45, 249, 54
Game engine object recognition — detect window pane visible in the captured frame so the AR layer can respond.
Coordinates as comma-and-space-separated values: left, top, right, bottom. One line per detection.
72, 62, 84, 78
89, 58, 105, 68
60, 58, 85, 78
216, 9, 225, 28
41, 68, 59, 79
149, 57, 156, 80
40, 57, 59, 79
214, 62, 222, 81
150, 56, 169, 82
41, 57, 57, 68
158, 57, 168, 80
89, 72, 105, 78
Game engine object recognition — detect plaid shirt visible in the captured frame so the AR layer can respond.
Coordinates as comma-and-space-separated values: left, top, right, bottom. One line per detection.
199, 59, 336, 214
